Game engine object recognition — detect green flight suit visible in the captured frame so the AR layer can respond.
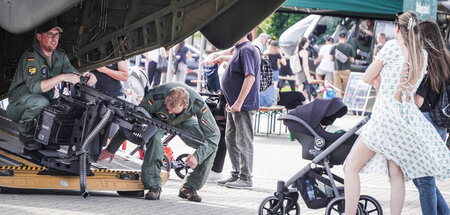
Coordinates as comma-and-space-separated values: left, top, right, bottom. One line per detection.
106, 82, 220, 191
6, 43, 77, 138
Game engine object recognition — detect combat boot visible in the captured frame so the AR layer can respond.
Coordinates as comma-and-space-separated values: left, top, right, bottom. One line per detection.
144, 187, 161, 200
178, 186, 201, 202
19, 135, 41, 151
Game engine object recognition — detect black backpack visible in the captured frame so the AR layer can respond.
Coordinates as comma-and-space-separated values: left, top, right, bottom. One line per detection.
255, 46, 273, 92
430, 84, 450, 128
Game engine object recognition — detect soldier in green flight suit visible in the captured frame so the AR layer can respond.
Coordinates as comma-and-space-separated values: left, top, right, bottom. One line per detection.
6, 19, 96, 150
98, 82, 220, 202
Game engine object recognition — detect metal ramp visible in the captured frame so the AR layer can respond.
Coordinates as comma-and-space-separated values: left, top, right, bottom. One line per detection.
0, 109, 147, 194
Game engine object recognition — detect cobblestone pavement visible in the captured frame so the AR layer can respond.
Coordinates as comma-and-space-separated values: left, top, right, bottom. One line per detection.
0, 114, 448, 214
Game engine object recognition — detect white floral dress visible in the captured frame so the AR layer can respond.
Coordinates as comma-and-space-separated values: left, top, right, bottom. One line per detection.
358, 39, 450, 181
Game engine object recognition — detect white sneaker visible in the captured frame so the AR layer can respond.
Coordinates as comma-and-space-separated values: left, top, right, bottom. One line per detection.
206, 171, 223, 183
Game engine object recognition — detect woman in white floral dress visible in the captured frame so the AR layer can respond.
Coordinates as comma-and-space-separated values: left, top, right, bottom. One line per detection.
343, 11, 450, 215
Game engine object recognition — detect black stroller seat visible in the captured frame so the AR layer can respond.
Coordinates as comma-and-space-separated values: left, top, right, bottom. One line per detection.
283, 98, 358, 165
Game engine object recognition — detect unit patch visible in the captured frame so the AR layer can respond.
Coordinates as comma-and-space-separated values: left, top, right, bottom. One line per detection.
40, 65, 48, 77
194, 99, 204, 107
28, 67, 37, 76
202, 107, 207, 113
27, 57, 35, 61
148, 99, 153, 106
157, 112, 169, 120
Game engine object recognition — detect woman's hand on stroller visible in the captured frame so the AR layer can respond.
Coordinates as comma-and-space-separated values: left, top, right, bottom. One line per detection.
98, 149, 115, 163
185, 154, 198, 169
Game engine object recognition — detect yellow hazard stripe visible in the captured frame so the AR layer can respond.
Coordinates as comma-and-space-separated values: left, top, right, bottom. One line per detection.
93, 169, 138, 174
1, 166, 46, 171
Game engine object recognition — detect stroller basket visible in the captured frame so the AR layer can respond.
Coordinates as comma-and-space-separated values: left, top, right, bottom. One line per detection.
297, 169, 344, 209
283, 98, 358, 165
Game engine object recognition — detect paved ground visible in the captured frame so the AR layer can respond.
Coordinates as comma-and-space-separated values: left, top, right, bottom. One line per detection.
0, 114, 448, 214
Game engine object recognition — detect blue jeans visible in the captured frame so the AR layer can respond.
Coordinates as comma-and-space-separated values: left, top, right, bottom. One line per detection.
259, 85, 275, 107
412, 112, 449, 215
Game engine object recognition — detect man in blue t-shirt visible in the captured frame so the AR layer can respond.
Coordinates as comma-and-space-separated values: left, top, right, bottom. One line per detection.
204, 34, 260, 188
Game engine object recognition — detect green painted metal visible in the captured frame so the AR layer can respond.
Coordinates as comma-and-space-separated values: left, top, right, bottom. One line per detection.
282, 0, 437, 20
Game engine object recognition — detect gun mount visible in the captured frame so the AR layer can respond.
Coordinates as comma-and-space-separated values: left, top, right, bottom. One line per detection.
30, 83, 207, 197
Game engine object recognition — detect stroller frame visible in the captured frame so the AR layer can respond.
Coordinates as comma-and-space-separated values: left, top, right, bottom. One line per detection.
259, 112, 382, 214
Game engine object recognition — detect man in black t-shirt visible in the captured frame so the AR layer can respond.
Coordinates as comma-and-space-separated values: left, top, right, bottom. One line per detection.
91, 60, 128, 141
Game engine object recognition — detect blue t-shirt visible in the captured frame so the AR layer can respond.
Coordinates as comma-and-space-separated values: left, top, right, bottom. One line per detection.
92, 63, 124, 97
221, 41, 260, 110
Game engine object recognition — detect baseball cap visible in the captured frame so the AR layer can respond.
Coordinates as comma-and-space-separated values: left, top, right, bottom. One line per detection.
326, 35, 334, 42
37, 19, 63, 33
259, 33, 270, 39
338, 31, 347, 38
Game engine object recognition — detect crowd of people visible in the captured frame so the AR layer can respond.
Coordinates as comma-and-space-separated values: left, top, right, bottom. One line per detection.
4, 10, 449, 214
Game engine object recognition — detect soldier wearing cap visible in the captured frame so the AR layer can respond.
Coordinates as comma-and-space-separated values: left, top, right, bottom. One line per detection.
6, 19, 97, 150
98, 82, 220, 203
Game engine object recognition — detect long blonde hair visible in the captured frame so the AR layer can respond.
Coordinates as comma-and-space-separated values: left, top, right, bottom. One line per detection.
396, 11, 424, 84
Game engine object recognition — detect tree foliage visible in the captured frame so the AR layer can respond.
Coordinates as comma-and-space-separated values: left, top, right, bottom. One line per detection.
258, 12, 306, 40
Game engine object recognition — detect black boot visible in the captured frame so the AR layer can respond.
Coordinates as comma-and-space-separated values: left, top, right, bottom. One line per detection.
179, 186, 201, 202
19, 135, 41, 151
144, 187, 161, 200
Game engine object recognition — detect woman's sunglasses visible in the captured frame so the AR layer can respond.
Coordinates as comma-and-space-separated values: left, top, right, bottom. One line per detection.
394, 12, 403, 25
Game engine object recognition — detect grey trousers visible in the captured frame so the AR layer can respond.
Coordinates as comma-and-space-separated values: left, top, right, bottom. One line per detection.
225, 110, 256, 181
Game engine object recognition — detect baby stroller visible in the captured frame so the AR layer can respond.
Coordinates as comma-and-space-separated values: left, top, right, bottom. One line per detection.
258, 98, 382, 215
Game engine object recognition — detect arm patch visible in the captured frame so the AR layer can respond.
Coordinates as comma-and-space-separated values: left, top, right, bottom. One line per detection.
153, 94, 164, 100
194, 99, 204, 107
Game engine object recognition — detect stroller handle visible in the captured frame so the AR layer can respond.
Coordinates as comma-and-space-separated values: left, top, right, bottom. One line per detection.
278, 115, 322, 140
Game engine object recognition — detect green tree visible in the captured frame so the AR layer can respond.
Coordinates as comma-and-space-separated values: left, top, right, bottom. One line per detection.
259, 12, 306, 39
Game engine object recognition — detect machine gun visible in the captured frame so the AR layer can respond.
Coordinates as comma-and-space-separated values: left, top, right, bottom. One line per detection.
29, 81, 207, 197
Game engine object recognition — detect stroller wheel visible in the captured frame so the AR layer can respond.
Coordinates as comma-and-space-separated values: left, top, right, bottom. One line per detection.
174, 153, 190, 179
325, 196, 364, 215
258, 196, 285, 215
161, 154, 171, 173
283, 196, 300, 215
358, 195, 383, 215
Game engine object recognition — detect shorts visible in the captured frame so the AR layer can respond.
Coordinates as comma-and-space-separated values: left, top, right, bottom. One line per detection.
295, 71, 306, 85
316, 68, 334, 82
273, 70, 279, 81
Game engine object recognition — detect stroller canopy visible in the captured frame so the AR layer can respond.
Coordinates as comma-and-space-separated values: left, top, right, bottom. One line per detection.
288, 98, 347, 126
285, 98, 348, 137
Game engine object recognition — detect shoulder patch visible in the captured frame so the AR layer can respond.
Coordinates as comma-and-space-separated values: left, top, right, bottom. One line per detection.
147, 99, 153, 106
153, 94, 164, 100
28, 67, 37, 76
40, 65, 48, 77
194, 99, 204, 107
27, 57, 35, 61
202, 107, 208, 113
156, 112, 168, 120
